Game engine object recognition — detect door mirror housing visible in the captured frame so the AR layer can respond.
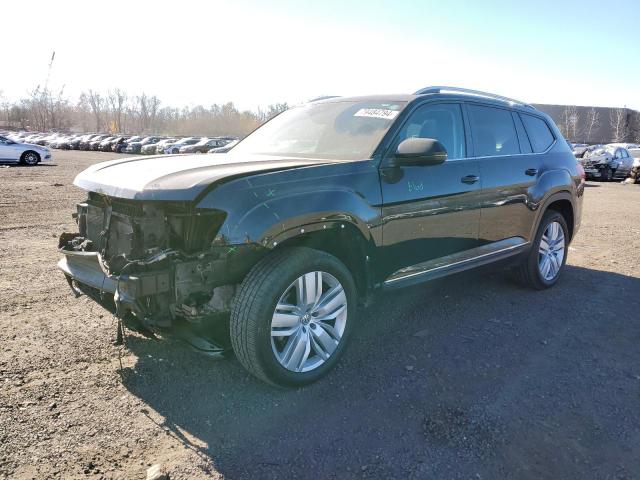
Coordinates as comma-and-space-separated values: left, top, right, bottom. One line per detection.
394, 137, 447, 166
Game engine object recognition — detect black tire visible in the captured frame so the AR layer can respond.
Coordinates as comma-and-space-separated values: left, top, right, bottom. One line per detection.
601, 166, 613, 181
515, 210, 569, 290
20, 151, 40, 166
172, 148, 179, 154
230, 247, 357, 387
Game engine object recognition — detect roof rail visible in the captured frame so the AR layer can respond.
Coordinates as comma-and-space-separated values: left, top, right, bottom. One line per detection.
308, 95, 341, 102
414, 86, 533, 108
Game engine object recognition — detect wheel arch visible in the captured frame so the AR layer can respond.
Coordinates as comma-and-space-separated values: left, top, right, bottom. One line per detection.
269, 222, 375, 304
532, 191, 575, 242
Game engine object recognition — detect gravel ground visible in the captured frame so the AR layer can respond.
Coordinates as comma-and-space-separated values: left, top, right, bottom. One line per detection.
1, 151, 639, 480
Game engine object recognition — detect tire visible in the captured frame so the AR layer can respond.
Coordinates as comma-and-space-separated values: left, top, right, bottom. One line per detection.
515, 210, 569, 290
172, 148, 179, 154
20, 151, 40, 166
230, 247, 357, 387
601, 166, 613, 181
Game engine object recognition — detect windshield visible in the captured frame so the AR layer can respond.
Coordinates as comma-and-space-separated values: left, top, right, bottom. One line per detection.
629, 149, 640, 158
231, 100, 407, 160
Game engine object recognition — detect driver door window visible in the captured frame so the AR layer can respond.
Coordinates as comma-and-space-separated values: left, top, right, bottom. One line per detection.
391, 103, 466, 160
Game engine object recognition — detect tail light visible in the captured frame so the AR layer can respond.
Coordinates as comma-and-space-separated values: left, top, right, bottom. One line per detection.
576, 162, 586, 180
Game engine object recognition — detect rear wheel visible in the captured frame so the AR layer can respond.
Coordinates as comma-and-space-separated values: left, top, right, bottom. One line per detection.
515, 210, 568, 290
20, 151, 40, 166
230, 247, 356, 387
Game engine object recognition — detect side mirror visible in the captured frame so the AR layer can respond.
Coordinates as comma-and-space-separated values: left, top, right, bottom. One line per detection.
394, 137, 447, 166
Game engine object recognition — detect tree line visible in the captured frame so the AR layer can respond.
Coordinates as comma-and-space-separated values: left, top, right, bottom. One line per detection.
0, 87, 289, 137
556, 105, 640, 144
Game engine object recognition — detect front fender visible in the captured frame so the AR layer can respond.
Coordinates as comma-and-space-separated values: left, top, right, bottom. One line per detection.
195, 161, 383, 249
221, 188, 379, 248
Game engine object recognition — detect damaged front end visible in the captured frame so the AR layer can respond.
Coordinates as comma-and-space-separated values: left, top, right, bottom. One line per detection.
58, 192, 264, 353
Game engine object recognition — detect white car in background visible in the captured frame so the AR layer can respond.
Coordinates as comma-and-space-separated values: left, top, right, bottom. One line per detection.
0, 135, 52, 165
628, 148, 640, 168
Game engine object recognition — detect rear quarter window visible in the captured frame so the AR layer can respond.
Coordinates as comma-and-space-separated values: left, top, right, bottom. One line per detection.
520, 114, 555, 153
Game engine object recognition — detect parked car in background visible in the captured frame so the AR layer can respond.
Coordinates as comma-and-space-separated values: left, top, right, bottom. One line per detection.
607, 142, 640, 150
124, 136, 163, 154
142, 138, 176, 155
627, 148, 640, 183
108, 136, 129, 153
207, 139, 239, 153
113, 136, 142, 153
0, 134, 52, 165
88, 135, 111, 150
579, 145, 634, 180
571, 143, 588, 157
58, 86, 583, 387
79, 134, 105, 150
33, 133, 59, 146
96, 137, 116, 151
48, 135, 74, 149
178, 137, 233, 154
161, 137, 202, 154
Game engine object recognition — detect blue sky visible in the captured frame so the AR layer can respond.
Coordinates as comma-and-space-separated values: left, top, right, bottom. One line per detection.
3, 0, 639, 110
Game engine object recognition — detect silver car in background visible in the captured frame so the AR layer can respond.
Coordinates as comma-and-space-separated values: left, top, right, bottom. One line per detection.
0, 135, 52, 165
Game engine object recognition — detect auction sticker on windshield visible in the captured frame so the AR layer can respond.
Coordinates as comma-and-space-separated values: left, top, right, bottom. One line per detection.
354, 108, 400, 120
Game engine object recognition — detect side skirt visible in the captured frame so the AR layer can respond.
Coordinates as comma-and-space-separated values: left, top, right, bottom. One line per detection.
382, 237, 529, 290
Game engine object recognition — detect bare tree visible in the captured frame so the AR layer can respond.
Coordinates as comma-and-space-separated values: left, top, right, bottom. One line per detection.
559, 106, 580, 141
632, 111, 640, 144
107, 88, 127, 133
609, 108, 626, 142
85, 90, 105, 132
585, 107, 600, 143
567, 106, 580, 141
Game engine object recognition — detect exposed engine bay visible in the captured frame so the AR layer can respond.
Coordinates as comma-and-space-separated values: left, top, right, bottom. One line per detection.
58, 192, 263, 350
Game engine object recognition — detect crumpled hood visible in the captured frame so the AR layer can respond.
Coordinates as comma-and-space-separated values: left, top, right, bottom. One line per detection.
73, 153, 337, 200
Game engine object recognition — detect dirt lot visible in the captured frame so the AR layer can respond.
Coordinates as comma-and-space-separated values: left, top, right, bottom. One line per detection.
1, 151, 639, 479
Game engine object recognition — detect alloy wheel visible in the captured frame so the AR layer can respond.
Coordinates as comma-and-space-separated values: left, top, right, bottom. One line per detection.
538, 221, 565, 281
24, 153, 38, 165
270, 271, 347, 373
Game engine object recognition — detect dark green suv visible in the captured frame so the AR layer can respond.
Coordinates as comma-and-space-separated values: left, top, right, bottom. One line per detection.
58, 86, 584, 387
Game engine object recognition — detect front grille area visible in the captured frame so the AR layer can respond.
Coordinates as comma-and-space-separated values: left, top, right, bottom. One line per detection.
78, 194, 226, 262
111, 199, 144, 218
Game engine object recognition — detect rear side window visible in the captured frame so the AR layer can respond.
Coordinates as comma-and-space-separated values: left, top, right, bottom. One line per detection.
520, 114, 555, 153
467, 105, 520, 157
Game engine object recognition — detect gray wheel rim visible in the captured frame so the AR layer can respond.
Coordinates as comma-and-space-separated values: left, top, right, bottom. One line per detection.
25, 153, 38, 165
270, 271, 347, 373
538, 221, 565, 281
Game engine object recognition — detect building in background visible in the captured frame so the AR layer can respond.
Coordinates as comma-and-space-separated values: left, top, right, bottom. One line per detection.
532, 104, 640, 144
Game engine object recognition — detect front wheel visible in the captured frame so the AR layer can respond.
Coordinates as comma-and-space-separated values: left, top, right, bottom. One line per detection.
515, 210, 569, 290
601, 166, 613, 181
20, 151, 40, 166
230, 247, 356, 387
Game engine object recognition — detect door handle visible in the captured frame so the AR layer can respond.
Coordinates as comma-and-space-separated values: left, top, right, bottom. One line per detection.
525, 168, 538, 176
461, 175, 479, 184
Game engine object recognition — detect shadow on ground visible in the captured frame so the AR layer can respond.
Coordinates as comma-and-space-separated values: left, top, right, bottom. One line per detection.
119, 264, 640, 479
